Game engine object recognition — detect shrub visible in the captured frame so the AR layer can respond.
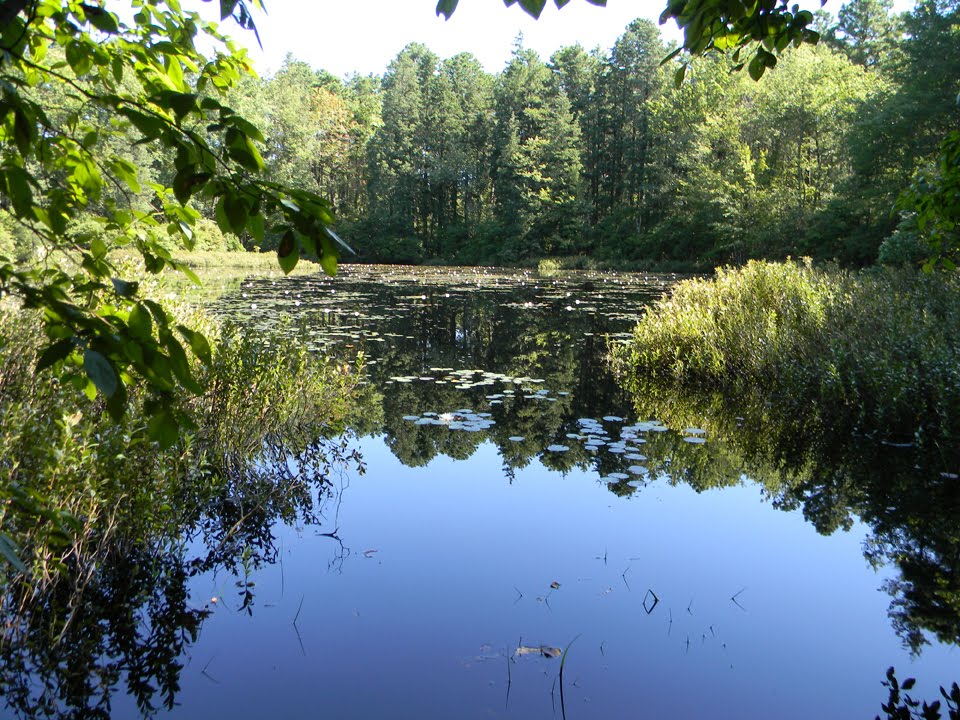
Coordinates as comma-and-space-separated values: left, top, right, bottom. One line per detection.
613, 260, 960, 443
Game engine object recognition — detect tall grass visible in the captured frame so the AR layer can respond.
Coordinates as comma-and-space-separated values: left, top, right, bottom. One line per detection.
0, 293, 362, 583
613, 260, 960, 443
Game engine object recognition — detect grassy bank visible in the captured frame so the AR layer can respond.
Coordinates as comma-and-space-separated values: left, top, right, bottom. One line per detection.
0, 290, 361, 582
612, 260, 960, 444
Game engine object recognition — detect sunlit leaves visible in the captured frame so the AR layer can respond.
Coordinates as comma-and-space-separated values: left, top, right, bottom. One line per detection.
898, 130, 960, 272
658, 0, 820, 84
0, 0, 343, 436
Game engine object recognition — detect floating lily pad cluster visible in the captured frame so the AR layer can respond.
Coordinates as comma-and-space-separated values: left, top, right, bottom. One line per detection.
392, 368, 569, 420
397, 367, 571, 434
568, 417, 666, 457
401, 410, 495, 432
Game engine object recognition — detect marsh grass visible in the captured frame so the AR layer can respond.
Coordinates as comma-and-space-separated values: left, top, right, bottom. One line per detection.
0, 283, 362, 583
170, 249, 319, 272
613, 260, 960, 443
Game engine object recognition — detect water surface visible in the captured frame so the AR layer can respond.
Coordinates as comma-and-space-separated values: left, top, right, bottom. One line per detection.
9, 265, 960, 719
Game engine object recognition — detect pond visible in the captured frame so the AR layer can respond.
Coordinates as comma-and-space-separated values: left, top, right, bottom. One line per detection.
5, 265, 960, 719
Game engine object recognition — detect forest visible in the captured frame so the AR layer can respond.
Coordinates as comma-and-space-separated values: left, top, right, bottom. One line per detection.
5, 0, 954, 272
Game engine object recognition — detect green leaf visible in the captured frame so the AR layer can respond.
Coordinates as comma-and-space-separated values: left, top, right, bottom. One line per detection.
659, 46, 682, 67
83, 349, 119, 398
118, 107, 167, 140
436, 0, 459, 18
224, 193, 249, 234
85, 5, 120, 33
13, 107, 35, 157
277, 230, 299, 274
0, 533, 27, 574
148, 409, 180, 449
320, 250, 337, 276
514, 0, 547, 18
177, 325, 212, 365
225, 126, 261, 169
65, 39, 93, 76
167, 92, 198, 121
2, 165, 34, 217
163, 335, 203, 394
36, 339, 75, 373
128, 303, 153, 340
220, 0, 238, 20
91, 236, 108, 259
111, 277, 139, 298
104, 378, 128, 421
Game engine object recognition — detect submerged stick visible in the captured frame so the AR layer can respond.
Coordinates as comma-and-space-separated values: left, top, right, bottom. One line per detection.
293, 594, 305, 626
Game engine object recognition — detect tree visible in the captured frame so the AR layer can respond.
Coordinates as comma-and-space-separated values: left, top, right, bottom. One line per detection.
595, 19, 665, 228
0, 0, 345, 444
492, 44, 583, 259
830, 0, 901, 68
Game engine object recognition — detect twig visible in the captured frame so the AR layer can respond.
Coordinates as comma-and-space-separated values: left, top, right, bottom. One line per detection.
293, 594, 304, 626
731, 587, 747, 612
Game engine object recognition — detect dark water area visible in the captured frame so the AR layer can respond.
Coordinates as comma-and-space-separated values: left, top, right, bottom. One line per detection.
4, 265, 959, 719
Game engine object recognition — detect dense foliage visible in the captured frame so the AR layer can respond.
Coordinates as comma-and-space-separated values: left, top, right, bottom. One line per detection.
0, 0, 346, 440
0, 285, 362, 576
612, 261, 960, 444
16, 0, 940, 271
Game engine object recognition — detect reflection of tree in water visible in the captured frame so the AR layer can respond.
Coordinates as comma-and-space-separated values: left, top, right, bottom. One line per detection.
214, 267, 663, 475
0, 437, 358, 719
622, 380, 960, 656
368, 285, 644, 475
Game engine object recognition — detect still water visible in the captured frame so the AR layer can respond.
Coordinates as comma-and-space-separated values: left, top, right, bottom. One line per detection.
12, 265, 960, 718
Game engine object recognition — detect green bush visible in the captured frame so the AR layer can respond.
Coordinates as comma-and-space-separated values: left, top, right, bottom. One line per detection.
878, 217, 932, 267
613, 260, 960, 443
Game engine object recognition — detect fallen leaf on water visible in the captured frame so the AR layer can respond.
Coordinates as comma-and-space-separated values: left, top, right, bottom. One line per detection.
515, 645, 562, 659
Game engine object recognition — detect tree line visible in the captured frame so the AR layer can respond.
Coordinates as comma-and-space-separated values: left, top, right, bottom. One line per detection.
3, 0, 957, 272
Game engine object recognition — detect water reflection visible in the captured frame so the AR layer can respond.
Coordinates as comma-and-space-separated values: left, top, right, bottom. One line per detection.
216, 266, 960, 657
0, 433, 358, 719
620, 380, 960, 657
